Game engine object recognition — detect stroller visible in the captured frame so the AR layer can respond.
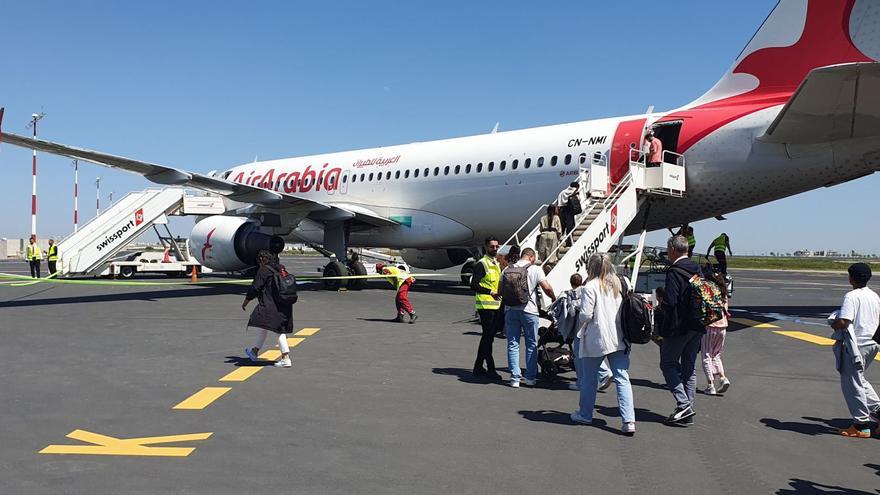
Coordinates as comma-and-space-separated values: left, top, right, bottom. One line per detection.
537, 309, 576, 380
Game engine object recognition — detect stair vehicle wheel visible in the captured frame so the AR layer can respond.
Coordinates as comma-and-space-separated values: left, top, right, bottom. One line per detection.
460, 260, 476, 286
323, 261, 349, 290
347, 261, 367, 290
119, 266, 136, 279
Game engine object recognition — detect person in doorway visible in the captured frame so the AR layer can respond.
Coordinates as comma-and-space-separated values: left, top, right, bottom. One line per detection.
502, 247, 556, 388
656, 235, 704, 425
377, 263, 418, 323
471, 236, 504, 380
26, 236, 42, 278
829, 263, 880, 438
707, 233, 733, 274
702, 272, 731, 395
570, 253, 635, 435
243, 250, 294, 368
645, 129, 663, 167
46, 239, 58, 275
557, 182, 581, 247
536, 205, 562, 263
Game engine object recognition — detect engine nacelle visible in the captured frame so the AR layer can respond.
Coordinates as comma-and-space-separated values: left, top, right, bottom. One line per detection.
400, 248, 473, 270
191, 216, 284, 271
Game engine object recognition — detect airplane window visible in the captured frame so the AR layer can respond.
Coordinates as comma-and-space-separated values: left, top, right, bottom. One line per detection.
395, 171, 400, 179
444, 166, 450, 176
488, 162, 494, 172
434, 167, 440, 176
525, 158, 532, 169
511, 160, 517, 170
404, 170, 410, 179
454, 165, 460, 175
564, 154, 571, 165
424, 168, 429, 177
369, 173, 374, 181
414, 168, 420, 178
465, 164, 471, 174
579, 153, 587, 165
385, 171, 391, 180
477, 163, 483, 173
501, 161, 508, 171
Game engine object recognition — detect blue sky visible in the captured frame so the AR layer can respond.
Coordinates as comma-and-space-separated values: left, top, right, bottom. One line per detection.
0, 1, 874, 254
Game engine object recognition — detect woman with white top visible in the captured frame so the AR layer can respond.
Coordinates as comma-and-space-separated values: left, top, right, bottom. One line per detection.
570, 253, 635, 435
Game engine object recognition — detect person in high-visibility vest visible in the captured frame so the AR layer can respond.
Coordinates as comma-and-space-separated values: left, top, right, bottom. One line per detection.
47, 239, 58, 275
707, 233, 733, 274
376, 263, 418, 323
470, 236, 503, 380
26, 237, 42, 278
673, 224, 696, 258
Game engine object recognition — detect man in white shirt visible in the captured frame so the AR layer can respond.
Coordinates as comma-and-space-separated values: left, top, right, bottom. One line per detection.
830, 263, 880, 438
502, 248, 556, 388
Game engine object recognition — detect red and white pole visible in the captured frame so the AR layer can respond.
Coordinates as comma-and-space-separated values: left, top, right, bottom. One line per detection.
30, 115, 38, 238
73, 160, 79, 232
95, 177, 101, 215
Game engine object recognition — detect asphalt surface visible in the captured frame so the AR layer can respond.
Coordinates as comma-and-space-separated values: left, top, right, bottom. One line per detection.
1, 261, 878, 494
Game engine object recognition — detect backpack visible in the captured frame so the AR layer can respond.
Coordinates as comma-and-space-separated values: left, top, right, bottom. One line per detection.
501, 265, 531, 306
567, 195, 583, 215
618, 276, 653, 345
267, 265, 298, 304
672, 267, 723, 326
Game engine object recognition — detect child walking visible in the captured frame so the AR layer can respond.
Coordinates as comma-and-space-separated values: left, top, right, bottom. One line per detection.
703, 272, 731, 395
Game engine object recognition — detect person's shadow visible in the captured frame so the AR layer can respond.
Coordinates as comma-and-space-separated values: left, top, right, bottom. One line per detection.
776, 478, 879, 494
431, 367, 507, 386
760, 416, 849, 436
224, 356, 275, 367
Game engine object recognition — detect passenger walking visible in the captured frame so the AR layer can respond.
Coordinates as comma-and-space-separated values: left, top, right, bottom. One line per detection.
570, 253, 635, 435
471, 237, 504, 380
26, 237, 42, 278
564, 273, 612, 393
645, 129, 663, 167
707, 233, 732, 274
702, 272, 731, 395
242, 251, 295, 368
377, 263, 418, 323
501, 247, 556, 388
829, 263, 880, 438
557, 182, 581, 247
656, 235, 704, 425
536, 205, 562, 263
47, 239, 58, 275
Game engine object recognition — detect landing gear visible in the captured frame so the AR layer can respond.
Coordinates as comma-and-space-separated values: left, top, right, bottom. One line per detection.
460, 260, 476, 286
347, 260, 367, 290
323, 261, 348, 290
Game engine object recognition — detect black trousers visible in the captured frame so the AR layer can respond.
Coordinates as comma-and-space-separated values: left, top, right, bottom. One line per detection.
474, 308, 503, 372
561, 214, 575, 246
714, 251, 727, 274
48, 261, 57, 275
29, 260, 41, 278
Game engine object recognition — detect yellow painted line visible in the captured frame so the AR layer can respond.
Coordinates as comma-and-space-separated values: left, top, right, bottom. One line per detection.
173, 387, 232, 410
40, 429, 212, 457
295, 327, 321, 336
287, 337, 305, 347
773, 331, 835, 346
731, 318, 778, 328
219, 367, 263, 382
259, 349, 281, 360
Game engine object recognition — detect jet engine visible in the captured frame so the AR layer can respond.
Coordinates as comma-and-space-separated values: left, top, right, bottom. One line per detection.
400, 248, 473, 270
191, 216, 284, 271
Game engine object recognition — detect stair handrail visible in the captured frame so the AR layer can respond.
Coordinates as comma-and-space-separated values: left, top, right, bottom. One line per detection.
501, 203, 549, 249
58, 189, 155, 245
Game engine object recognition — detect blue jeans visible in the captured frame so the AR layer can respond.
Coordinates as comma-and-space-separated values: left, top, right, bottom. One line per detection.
659, 330, 703, 409
577, 350, 634, 424
573, 337, 612, 390
505, 309, 539, 382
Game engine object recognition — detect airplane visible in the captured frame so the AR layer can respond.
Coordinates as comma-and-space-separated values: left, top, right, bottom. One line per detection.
2, 0, 880, 290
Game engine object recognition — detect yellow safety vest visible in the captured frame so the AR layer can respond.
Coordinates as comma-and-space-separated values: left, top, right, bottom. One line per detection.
711, 235, 728, 252
26, 244, 42, 261
47, 245, 58, 261
686, 234, 696, 248
383, 266, 412, 290
474, 255, 501, 310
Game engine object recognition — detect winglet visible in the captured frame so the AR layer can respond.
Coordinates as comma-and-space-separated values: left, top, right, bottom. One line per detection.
0, 107, 5, 142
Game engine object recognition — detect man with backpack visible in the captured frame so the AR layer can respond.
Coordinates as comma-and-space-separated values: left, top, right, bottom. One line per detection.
656, 235, 704, 425
557, 182, 581, 247
501, 247, 556, 388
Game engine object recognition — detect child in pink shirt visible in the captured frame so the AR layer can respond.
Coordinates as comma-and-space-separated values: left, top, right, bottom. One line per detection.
703, 273, 731, 395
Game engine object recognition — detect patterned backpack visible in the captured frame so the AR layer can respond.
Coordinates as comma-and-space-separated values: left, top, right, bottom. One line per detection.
672, 267, 724, 326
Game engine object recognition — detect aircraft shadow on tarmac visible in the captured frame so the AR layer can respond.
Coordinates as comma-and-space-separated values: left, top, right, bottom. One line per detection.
776, 478, 880, 495
759, 416, 851, 436
0, 285, 246, 308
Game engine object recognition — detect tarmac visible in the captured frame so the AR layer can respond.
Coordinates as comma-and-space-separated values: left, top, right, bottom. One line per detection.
1, 260, 878, 495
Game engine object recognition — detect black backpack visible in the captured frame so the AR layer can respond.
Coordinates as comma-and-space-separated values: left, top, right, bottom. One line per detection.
501, 265, 530, 306
618, 276, 653, 345
567, 195, 583, 215
267, 265, 298, 304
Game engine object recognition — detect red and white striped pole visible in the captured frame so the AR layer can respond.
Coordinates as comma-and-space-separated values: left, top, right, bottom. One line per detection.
73, 159, 79, 232
95, 177, 101, 216
28, 113, 45, 239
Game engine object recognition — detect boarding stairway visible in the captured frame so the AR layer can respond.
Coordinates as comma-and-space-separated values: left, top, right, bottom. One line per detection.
502, 148, 686, 297
56, 187, 225, 277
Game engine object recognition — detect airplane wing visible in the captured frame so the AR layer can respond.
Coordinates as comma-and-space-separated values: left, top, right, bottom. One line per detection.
761, 62, 880, 144
0, 125, 399, 227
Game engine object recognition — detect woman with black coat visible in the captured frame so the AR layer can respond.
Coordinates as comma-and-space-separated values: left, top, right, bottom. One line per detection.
242, 250, 295, 368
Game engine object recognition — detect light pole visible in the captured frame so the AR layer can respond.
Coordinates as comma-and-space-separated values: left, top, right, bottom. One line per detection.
95, 177, 101, 216
25, 112, 46, 239
72, 160, 79, 232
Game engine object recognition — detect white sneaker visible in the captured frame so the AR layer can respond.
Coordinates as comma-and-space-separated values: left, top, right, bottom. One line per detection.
704, 384, 717, 395
717, 377, 731, 394
570, 412, 592, 425
510, 379, 520, 388
568, 383, 579, 391
522, 378, 537, 387
274, 357, 292, 368
622, 422, 636, 435
245, 347, 259, 362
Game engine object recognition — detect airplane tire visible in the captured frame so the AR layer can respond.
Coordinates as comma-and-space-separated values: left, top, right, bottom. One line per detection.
323, 261, 349, 290
347, 261, 367, 290
460, 260, 476, 286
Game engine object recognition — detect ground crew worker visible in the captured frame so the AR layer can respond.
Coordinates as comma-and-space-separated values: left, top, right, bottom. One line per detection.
47, 239, 58, 275
376, 263, 418, 323
707, 233, 732, 274
26, 237, 42, 278
471, 236, 503, 380
672, 225, 696, 258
